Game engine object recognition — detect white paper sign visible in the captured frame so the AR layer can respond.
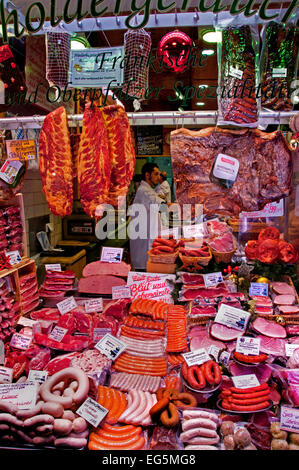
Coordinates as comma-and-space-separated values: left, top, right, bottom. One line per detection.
45, 264, 61, 272
112, 285, 131, 300
101, 247, 123, 263
208, 345, 230, 365
0, 366, 13, 383
93, 328, 111, 343
127, 271, 175, 303
285, 343, 299, 357
48, 326, 68, 343
215, 304, 251, 332
203, 272, 223, 287
160, 227, 179, 239
76, 396, 108, 427
241, 199, 284, 218
28, 370, 48, 384
0, 381, 38, 409
229, 66, 243, 79
95, 333, 127, 360
5, 250, 21, 265
182, 348, 210, 367
272, 67, 287, 78
280, 405, 299, 433
183, 223, 205, 239
232, 374, 260, 389
236, 336, 261, 356
17, 317, 38, 328
10, 333, 31, 350
84, 298, 103, 313
57, 296, 77, 314
213, 153, 239, 182
249, 282, 268, 297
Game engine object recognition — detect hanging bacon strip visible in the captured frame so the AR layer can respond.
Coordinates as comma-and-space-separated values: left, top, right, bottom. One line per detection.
77, 106, 111, 217
39, 107, 73, 217
101, 105, 136, 207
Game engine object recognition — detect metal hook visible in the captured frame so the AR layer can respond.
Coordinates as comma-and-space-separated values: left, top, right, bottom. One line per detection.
77, 20, 82, 29
174, 9, 178, 25
193, 8, 199, 22
154, 10, 158, 25
152, 113, 156, 125
115, 15, 121, 26
214, 111, 219, 131
96, 18, 102, 28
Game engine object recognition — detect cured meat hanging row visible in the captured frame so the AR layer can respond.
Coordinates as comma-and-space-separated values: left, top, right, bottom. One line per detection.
39, 105, 136, 218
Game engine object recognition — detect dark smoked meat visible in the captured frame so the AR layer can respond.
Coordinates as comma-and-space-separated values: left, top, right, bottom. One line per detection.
170, 127, 293, 216
219, 25, 258, 125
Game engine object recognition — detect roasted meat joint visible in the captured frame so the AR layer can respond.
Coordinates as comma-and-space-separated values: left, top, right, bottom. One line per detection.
0, 1, 298, 456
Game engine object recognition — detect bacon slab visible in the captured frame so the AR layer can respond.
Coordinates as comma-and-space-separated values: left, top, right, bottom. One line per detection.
77, 107, 111, 217
39, 107, 73, 217
101, 105, 136, 207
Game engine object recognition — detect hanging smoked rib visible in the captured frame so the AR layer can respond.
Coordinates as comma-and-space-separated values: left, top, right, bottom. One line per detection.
77, 107, 111, 217
39, 107, 73, 217
100, 105, 136, 207
171, 127, 293, 216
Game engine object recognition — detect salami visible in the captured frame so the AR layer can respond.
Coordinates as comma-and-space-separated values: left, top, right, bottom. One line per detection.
39, 107, 73, 217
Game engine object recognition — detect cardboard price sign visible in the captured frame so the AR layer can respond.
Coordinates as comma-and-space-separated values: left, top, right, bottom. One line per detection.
6, 140, 36, 161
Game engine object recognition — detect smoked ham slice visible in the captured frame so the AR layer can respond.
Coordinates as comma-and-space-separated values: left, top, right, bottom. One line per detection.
78, 275, 126, 295
78, 107, 111, 217
39, 107, 73, 216
101, 105, 136, 207
252, 317, 286, 338
82, 260, 131, 278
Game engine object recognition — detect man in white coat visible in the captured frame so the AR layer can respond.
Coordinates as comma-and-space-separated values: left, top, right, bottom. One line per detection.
128, 163, 165, 270
155, 171, 171, 203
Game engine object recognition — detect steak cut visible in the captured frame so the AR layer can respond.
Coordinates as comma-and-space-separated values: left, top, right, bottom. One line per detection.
78, 275, 126, 295
39, 107, 73, 217
170, 127, 293, 216
77, 106, 111, 217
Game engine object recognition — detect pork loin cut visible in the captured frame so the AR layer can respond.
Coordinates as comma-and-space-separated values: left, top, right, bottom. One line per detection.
252, 317, 286, 338
271, 282, 295, 296
78, 275, 126, 295
278, 305, 299, 315
257, 334, 287, 356
210, 322, 244, 342
273, 294, 295, 306
188, 326, 226, 351
229, 362, 272, 383
82, 260, 131, 278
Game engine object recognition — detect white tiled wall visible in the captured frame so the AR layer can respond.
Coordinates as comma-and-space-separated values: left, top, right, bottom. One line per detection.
21, 169, 62, 256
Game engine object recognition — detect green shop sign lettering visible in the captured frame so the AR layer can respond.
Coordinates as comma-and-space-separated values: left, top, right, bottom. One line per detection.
0, 0, 298, 43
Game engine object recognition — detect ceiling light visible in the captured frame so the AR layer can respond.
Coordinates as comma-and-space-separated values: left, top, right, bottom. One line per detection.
202, 49, 215, 56
202, 30, 222, 43
70, 33, 90, 50
196, 102, 205, 106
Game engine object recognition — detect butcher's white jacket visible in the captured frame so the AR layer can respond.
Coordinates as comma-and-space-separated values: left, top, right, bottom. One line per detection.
155, 180, 171, 203
128, 180, 164, 270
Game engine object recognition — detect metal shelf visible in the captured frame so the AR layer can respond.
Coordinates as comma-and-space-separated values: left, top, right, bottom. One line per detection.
0, 110, 294, 129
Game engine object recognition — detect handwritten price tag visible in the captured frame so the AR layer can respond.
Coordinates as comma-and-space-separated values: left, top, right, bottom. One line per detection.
232, 374, 260, 389
182, 348, 210, 367
84, 298, 103, 313
76, 397, 108, 428
10, 333, 31, 350
5, 139, 36, 161
57, 296, 77, 314
45, 264, 61, 272
48, 326, 68, 343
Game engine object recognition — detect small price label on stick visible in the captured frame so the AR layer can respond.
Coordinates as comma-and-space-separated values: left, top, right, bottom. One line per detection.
203, 272, 223, 288
100, 247, 123, 263
76, 397, 108, 427
0, 366, 13, 383
112, 285, 131, 300
28, 370, 48, 384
